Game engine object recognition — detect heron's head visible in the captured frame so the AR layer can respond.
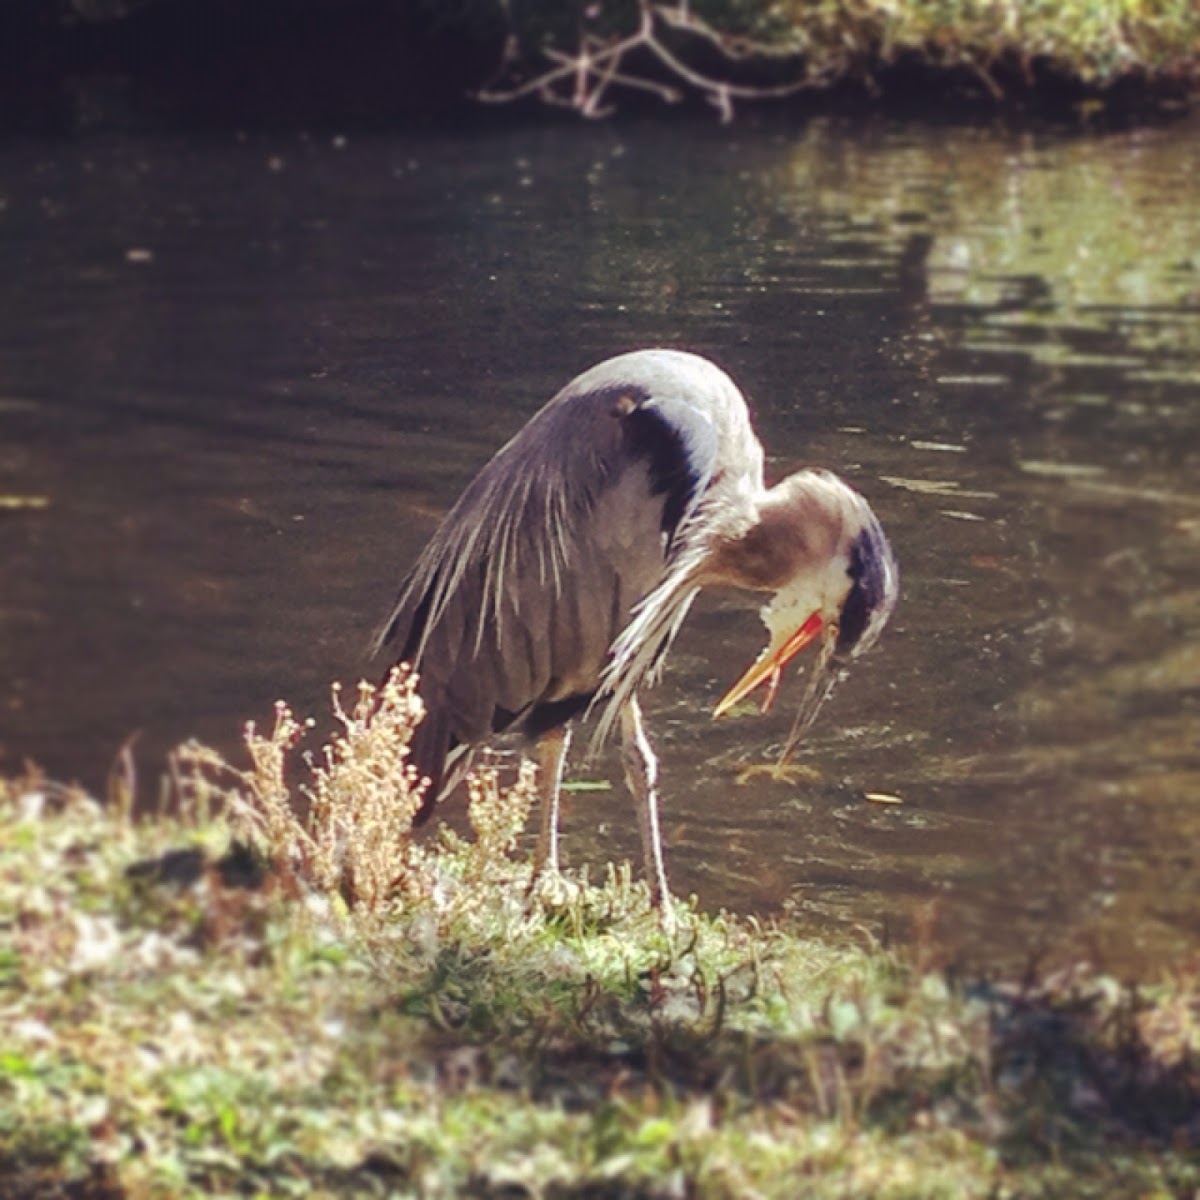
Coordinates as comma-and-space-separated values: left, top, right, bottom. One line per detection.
712, 471, 898, 759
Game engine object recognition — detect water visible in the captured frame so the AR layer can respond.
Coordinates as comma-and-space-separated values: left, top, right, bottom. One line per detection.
2, 116, 1198, 973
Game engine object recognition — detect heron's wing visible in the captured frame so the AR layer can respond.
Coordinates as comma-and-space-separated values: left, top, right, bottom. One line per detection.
373, 359, 731, 800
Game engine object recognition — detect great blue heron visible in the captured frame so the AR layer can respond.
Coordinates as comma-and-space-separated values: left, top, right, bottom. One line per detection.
375, 349, 898, 908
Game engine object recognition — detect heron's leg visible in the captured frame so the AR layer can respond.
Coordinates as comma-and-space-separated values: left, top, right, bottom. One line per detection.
533, 725, 572, 879
619, 697, 673, 917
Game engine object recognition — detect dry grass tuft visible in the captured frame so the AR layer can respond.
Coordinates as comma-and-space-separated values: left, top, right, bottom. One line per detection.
463, 760, 537, 879
174, 667, 543, 940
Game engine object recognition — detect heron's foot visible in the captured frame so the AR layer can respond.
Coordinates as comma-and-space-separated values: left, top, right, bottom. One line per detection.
527, 831, 559, 899
638, 869, 680, 938
734, 761, 821, 787
526, 863, 582, 911
651, 892, 678, 939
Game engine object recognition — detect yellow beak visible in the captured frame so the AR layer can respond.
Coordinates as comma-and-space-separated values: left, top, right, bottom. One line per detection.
713, 611, 825, 718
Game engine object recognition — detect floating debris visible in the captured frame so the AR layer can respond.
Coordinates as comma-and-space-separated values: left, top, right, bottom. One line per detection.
881, 476, 998, 500
1019, 460, 1107, 479
934, 375, 1010, 386
864, 791, 904, 805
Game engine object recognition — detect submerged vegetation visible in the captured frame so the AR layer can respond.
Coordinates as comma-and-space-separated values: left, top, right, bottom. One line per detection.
1, 672, 1198, 1196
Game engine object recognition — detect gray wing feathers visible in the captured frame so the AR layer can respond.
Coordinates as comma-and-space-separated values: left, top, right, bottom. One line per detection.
374, 348, 762, 791
374, 386, 629, 747
372, 414, 593, 666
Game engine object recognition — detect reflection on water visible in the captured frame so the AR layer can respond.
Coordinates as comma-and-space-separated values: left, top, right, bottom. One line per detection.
1, 116, 1197, 973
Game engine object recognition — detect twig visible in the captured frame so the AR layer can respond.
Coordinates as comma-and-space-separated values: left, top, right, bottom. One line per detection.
478, 0, 819, 120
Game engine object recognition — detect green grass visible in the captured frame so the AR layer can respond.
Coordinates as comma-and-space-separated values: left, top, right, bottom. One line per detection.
761, 0, 1200, 87
480, 0, 1200, 115
1, 675, 1197, 1197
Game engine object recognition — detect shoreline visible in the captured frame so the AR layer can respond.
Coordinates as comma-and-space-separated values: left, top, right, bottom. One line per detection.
0, 0, 1195, 135
2, 677, 1196, 1196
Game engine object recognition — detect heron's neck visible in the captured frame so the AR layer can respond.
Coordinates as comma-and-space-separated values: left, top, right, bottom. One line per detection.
702, 472, 848, 592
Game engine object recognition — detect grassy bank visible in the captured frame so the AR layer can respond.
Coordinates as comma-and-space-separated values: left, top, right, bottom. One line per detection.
483, 0, 1200, 117
3, 0, 1197, 133
2, 675, 1198, 1197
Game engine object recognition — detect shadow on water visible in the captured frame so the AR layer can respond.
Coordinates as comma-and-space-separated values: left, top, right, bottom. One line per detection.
1, 115, 1197, 973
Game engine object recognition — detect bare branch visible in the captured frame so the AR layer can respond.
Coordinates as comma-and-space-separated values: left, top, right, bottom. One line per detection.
477, 0, 820, 119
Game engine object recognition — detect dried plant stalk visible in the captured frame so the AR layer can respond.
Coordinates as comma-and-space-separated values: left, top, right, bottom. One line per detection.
301, 669, 429, 913
212, 668, 427, 918
216, 667, 540, 936
464, 759, 537, 881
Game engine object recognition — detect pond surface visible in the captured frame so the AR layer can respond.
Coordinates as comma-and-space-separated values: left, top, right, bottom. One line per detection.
2, 114, 1198, 973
